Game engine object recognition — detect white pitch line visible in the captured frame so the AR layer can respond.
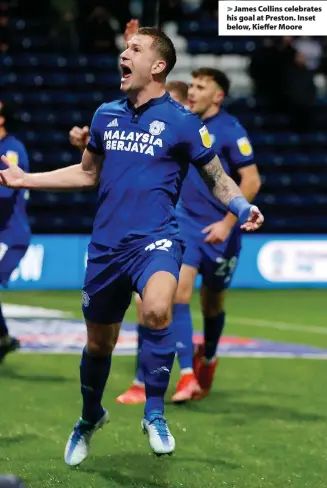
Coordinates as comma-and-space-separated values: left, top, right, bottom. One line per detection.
228, 316, 327, 335
3, 303, 72, 319
191, 309, 327, 335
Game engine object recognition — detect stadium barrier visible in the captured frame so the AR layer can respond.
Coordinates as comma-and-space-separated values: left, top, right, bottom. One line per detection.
6, 234, 327, 290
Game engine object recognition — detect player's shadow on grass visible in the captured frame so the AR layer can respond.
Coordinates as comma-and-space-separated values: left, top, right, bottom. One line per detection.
81, 452, 240, 486
175, 392, 326, 424
81, 453, 171, 488
1, 366, 72, 383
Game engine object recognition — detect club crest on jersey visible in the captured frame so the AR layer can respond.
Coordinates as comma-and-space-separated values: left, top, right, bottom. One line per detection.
6, 150, 18, 165
237, 137, 253, 156
149, 120, 165, 136
199, 126, 212, 148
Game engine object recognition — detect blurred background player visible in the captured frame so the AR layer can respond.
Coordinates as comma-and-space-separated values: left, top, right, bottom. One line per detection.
117, 67, 261, 404
0, 101, 30, 363
0, 475, 26, 487
173, 68, 261, 401
165, 80, 189, 106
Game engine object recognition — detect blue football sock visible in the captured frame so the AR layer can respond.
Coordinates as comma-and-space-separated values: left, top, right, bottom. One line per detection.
175, 303, 194, 371
139, 324, 175, 418
0, 303, 9, 338
80, 347, 111, 424
135, 324, 145, 384
204, 311, 226, 360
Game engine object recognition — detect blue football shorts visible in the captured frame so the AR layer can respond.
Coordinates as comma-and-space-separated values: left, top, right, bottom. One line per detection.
182, 231, 241, 292
82, 237, 184, 324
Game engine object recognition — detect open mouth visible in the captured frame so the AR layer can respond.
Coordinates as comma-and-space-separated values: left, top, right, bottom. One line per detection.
121, 65, 132, 80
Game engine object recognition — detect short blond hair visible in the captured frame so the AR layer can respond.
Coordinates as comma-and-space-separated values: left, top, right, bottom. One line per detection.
138, 27, 176, 76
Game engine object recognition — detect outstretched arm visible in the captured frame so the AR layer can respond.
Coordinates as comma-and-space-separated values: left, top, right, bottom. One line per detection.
0, 149, 103, 191
202, 163, 262, 243
198, 155, 264, 231
199, 155, 242, 204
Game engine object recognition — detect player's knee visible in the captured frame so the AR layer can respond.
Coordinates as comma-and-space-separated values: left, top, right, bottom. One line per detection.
87, 339, 115, 356
205, 302, 224, 317
86, 339, 113, 356
143, 302, 171, 330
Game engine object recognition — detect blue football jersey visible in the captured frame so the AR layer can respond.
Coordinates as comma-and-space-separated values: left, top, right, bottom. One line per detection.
0, 135, 30, 243
87, 92, 215, 249
177, 109, 254, 230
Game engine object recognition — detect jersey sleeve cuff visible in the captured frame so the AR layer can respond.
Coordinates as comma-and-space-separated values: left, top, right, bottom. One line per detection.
87, 143, 104, 155
193, 150, 216, 167
232, 159, 255, 169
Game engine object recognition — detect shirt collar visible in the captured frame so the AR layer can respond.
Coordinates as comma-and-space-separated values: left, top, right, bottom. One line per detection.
126, 92, 170, 114
203, 108, 224, 125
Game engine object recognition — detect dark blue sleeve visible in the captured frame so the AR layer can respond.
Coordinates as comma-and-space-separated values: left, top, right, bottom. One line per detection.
87, 105, 105, 155
226, 123, 254, 169
183, 113, 216, 167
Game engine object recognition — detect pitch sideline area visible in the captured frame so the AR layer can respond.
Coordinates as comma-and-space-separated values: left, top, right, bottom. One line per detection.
5, 303, 327, 359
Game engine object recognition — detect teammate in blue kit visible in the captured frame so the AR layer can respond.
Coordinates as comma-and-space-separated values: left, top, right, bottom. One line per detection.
172, 68, 262, 401
118, 69, 261, 404
0, 28, 264, 463
0, 101, 30, 363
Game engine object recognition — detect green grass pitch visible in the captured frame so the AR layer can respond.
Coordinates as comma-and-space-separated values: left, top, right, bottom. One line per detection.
0, 289, 326, 488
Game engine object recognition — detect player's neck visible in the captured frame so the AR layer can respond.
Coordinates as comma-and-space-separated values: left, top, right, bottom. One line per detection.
0, 127, 7, 140
128, 84, 166, 109
201, 105, 220, 121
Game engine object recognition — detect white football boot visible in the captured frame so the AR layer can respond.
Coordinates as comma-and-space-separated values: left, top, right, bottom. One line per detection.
64, 409, 109, 466
141, 411, 175, 456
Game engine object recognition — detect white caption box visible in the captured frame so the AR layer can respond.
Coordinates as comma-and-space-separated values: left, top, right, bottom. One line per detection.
218, 1, 327, 36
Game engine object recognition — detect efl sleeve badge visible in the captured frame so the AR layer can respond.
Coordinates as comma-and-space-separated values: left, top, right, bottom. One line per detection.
236, 137, 253, 157
199, 126, 212, 148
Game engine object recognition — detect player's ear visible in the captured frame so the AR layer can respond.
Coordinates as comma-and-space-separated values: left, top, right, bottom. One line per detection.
151, 59, 166, 76
213, 88, 224, 105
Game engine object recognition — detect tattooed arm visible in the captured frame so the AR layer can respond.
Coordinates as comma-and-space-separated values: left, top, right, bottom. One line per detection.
198, 155, 264, 230
198, 155, 243, 206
